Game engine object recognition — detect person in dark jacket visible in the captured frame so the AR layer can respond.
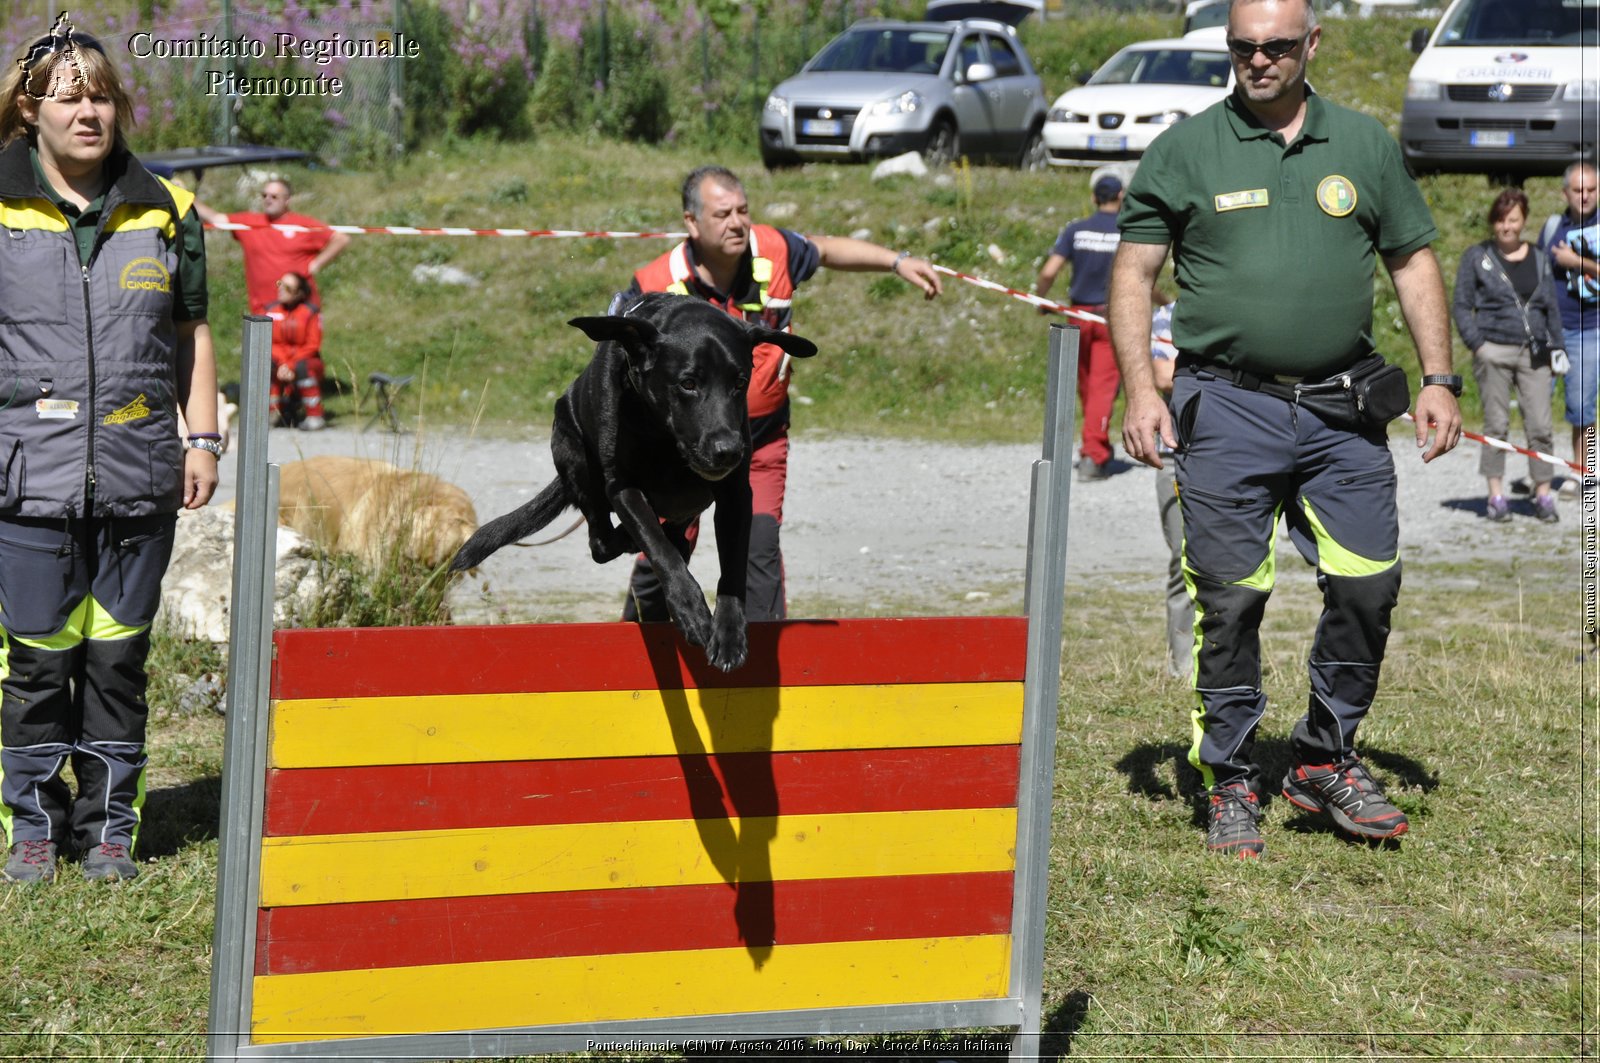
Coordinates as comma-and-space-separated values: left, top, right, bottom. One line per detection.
1452, 188, 1567, 523
0, 18, 220, 884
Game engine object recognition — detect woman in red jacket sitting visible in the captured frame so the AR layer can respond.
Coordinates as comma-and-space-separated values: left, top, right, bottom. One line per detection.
266, 271, 326, 430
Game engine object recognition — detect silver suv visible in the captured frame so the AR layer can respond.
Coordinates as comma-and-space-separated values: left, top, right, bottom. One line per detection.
759, 19, 1049, 169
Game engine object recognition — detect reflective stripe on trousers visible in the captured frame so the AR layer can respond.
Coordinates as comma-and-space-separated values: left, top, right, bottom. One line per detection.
1171, 372, 1400, 791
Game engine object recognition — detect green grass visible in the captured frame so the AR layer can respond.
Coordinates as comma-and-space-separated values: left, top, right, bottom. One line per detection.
0, 563, 1587, 1059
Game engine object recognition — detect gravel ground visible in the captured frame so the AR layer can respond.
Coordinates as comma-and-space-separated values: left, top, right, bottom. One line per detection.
210, 421, 1583, 623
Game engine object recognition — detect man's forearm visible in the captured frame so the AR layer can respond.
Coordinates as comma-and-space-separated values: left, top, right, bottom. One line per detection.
1108, 242, 1168, 390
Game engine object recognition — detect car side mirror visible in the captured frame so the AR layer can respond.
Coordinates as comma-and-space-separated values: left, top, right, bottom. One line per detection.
1409, 27, 1428, 54
1075, 69, 1093, 85
964, 61, 996, 83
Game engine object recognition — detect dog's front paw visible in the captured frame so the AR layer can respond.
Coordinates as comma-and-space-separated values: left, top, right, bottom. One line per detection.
706, 594, 748, 672
665, 580, 715, 648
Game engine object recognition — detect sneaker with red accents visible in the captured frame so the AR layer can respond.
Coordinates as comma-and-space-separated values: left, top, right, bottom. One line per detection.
82, 842, 139, 882
1282, 756, 1409, 840
3, 839, 57, 883
1205, 782, 1264, 859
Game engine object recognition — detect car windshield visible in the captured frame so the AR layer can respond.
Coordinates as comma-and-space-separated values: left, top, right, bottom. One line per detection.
1089, 47, 1230, 86
1436, 0, 1599, 45
807, 27, 953, 73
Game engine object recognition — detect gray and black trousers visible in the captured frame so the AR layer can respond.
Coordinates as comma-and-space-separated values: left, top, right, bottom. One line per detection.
0, 513, 176, 854
1171, 368, 1401, 793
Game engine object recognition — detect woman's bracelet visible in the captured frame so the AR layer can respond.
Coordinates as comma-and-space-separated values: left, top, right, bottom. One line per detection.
187, 432, 223, 441
891, 250, 911, 276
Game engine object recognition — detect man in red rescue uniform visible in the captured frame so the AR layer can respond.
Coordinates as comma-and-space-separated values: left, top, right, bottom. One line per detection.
620, 165, 943, 622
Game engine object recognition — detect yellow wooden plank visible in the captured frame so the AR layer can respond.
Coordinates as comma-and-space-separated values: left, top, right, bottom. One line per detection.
269, 682, 1023, 768
259, 807, 1018, 907
251, 933, 1012, 1042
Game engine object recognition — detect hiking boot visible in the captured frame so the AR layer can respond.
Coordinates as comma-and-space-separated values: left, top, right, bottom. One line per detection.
298, 415, 326, 432
82, 842, 139, 882
4, 839, 57, 883
1281, 756, 1408, 840
1535, 494, 1559, 524
1205, 782, 1264, 859
1485, 494, 1511, 522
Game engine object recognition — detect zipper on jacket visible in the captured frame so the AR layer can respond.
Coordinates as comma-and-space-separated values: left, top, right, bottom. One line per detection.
81, 263, 96, 509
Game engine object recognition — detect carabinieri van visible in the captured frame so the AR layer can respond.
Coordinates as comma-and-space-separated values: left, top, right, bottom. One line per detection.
1399, 0, 1597, 177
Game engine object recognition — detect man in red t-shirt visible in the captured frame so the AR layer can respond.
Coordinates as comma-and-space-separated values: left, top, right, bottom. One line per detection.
195, 178, 350, 315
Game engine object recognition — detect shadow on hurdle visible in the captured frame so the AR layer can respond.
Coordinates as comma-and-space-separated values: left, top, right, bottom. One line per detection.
208, 317, 1081, 1062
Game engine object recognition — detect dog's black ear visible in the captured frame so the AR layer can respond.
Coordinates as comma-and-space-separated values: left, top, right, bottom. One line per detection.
748, 326, 818, 359
569, 315, 662, 348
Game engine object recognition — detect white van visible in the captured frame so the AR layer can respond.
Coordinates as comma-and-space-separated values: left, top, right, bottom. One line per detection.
1399, 0, 1597, 176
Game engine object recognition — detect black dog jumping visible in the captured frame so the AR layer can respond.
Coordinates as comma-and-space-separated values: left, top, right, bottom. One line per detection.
450, 293, 818, 671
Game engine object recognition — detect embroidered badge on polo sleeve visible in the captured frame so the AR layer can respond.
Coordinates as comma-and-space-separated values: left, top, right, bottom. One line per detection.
1214, 189, 1270, 212
1316, 175, 1358, 217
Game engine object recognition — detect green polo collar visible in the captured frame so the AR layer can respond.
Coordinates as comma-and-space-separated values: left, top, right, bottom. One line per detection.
1223, 87, 1327, 145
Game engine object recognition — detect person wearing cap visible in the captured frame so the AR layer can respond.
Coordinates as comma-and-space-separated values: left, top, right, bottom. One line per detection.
1107, 0, 1460, 860
1034, 174, 1126, 481
0, 17, 219, 884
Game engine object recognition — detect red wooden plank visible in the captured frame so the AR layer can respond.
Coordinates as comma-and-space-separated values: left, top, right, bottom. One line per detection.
255, 871, 1014, 975
263, 745, 1021, 836
271, 617, 1028, 699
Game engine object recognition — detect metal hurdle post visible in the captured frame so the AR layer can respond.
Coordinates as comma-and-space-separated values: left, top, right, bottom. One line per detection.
1009, 323, 1078, 1060
209, 317, 280, 1063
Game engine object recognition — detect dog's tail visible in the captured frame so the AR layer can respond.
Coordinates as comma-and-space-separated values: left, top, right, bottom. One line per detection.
448, 479, 571, 571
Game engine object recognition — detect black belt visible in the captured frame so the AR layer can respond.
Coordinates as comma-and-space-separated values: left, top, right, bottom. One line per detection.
1175, 353, 1376, 402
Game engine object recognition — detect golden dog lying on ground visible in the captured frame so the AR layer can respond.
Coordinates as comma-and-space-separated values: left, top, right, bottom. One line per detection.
276, 456, 478, 569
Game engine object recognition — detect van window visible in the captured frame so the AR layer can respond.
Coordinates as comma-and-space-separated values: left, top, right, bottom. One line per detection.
1436, 0, 1599, 46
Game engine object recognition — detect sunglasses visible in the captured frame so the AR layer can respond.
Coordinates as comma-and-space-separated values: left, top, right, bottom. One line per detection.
1226, 35, 1307, 61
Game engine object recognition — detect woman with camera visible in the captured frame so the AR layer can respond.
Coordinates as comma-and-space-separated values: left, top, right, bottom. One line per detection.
1453, 187, 1567, 523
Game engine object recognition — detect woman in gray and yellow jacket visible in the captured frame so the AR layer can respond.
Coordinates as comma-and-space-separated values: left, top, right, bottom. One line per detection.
0, 21, 219, 883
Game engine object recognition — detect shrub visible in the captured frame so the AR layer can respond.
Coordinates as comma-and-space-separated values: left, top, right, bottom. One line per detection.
590, 15, 672, 142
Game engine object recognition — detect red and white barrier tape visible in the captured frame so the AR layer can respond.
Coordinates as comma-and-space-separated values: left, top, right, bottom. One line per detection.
1401, 413, 1591, 476
930, 264, 1107, 325
931, 263, 1594, 478
205, 221, 691, 240
206, 220, 1593, 476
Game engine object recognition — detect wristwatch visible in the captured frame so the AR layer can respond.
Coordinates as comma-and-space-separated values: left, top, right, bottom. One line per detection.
187, 437, 225, 458
1421, 374, 1463, 396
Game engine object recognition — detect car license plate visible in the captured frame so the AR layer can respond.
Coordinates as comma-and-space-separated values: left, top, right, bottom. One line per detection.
1088, 135, 1127, 150
801, 118, 843, 136
1470, 130, 1515, 147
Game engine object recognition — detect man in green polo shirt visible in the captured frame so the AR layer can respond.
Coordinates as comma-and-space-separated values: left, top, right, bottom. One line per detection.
1108, 0, 1461, 860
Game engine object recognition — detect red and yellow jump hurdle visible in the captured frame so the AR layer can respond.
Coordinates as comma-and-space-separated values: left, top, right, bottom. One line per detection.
206, 320, 1080, 1063
249, 619, 1024, 1043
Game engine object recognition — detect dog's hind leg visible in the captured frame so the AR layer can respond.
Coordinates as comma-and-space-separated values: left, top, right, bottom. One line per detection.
448, 480, 571, 571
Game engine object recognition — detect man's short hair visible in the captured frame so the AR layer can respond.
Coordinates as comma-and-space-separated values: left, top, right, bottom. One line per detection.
1228, 0, 1318, 32
1565, 161, 1598, 190
682, 165, 743, 217
265, 176, 294, 197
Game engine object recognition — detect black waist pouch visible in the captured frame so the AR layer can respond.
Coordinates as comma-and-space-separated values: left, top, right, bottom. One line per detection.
1266, 356, 1411, 432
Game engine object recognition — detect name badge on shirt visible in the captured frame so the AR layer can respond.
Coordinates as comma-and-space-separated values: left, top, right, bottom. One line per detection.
35, 399, 78, 420
1214, 189, 1270, 212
